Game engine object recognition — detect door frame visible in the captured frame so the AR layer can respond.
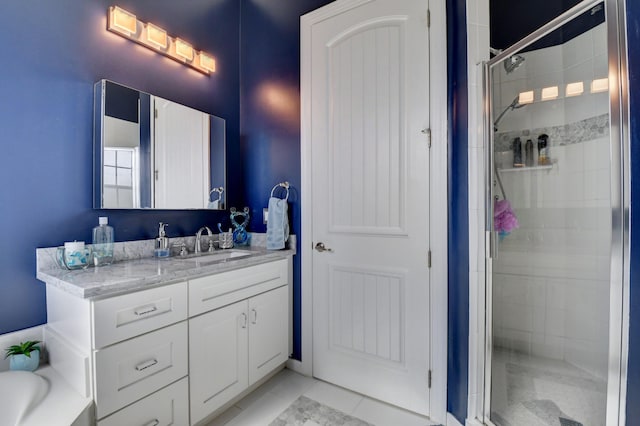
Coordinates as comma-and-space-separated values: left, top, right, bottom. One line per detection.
299, 0, 449, 423
472, 0, 631, 425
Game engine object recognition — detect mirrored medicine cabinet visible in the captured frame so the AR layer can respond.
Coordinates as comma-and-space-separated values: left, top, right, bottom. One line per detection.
93, 79, 226, 210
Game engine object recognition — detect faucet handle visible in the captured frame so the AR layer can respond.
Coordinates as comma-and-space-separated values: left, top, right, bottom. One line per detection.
179, 243, 188, 257
208, 239, 215, 252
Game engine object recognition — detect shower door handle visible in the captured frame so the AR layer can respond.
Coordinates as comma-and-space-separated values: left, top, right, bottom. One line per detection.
489, 231, 499, 259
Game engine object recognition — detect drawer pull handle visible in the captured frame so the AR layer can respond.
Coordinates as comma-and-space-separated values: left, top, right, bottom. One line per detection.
143, 420, 160, 426
251, 308, 258, 325
134, 305, 158, 316
135, 358, 158, 371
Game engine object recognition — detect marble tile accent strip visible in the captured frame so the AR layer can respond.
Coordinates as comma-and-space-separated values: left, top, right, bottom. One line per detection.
494, 113, 609, 152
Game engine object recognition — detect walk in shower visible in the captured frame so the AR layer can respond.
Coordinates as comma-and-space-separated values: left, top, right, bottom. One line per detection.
484, 1, 628, 425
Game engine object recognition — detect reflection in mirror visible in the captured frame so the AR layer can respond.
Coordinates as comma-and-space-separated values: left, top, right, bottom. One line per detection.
93, 80, 226, 210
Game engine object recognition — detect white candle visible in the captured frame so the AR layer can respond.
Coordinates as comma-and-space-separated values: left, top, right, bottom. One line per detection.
64, 241, 85, 252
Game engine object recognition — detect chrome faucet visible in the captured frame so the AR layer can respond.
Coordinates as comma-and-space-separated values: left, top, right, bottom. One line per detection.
195, 226, 214, 254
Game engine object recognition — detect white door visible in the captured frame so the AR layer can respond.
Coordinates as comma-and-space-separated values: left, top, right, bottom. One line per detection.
248, 285, 289, 386
310, 0, 431, 416
154, 97, 209, 209
189, 300, 248, 425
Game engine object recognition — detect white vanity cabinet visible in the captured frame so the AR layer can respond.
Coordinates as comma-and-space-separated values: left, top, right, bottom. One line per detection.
189, 285, 289, 424
42, 256, 291, 426
188, 259, 290, 425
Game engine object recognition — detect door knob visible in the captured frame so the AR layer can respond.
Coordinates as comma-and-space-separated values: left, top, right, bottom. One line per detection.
314, 242, 333, 253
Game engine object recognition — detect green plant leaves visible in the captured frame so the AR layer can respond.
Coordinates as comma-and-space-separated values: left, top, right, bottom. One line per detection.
4, 340, 41, 359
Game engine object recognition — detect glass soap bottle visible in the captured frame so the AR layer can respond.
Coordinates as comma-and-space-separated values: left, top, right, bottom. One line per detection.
92, 216, 114, 266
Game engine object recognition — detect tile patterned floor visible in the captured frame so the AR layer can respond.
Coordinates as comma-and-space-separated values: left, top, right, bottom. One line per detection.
490, 348, 605, 426
205, 368, 440, 426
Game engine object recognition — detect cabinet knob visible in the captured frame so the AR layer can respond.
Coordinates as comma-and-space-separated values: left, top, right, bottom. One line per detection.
143, 420, 160, 426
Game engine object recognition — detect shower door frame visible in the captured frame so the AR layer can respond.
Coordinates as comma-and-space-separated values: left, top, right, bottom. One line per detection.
480, 0, 630, 425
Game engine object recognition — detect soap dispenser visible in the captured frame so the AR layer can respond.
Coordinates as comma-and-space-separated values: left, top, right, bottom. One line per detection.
92, 217, 114, 266
154, 222, 170, 257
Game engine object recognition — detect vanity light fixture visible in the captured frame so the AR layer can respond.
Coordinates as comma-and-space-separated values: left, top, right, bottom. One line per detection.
591, 78, 609, 93
145, 23, 168, 49
107, 6, 215, 75
518, 90, 535, 105
175, 38, 194, 61
198, 52, 216, 73
541, 86, 559, 101
566, 82, 584, 97
109, 6, 137, 35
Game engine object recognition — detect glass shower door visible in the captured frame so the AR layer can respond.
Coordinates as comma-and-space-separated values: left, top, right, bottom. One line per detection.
486, 3, 616, 425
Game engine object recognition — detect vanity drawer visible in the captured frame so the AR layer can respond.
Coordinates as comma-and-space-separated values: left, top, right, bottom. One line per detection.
93, 281, 187, 348
94, 321, 188, 419
97, 377, 189, 426
189, 259, 288, 316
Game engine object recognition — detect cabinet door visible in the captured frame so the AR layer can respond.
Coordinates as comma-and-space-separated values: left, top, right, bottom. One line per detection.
248, 285, 289, 386
189, 300, 248, 425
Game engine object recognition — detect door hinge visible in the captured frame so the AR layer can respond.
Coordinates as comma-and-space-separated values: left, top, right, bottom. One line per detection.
427, 250, 432, 268
428, 370, 432, 388
154, 108, 158, 119
422, 128, 432, 148
427, 9, 431, 28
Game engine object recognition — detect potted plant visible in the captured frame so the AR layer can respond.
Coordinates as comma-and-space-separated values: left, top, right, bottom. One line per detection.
4, 341, 41, 372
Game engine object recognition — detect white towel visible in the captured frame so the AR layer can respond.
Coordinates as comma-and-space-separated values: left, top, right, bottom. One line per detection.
266, 197, 289, 250
207, 200, 219, 209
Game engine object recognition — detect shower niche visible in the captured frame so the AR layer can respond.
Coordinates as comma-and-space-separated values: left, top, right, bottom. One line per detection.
483, 1, 627, 425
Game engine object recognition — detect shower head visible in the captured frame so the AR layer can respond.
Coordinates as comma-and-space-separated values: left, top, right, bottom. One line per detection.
490, 47, 526, 74
503, 54, 525, 74
493, 96, 527, 132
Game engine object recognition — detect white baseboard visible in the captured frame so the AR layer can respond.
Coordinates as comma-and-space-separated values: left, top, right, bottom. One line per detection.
0, 325, 44, 372
447, 412, 464, 426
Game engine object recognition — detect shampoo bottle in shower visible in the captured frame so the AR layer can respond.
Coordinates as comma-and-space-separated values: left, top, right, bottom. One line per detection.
513, 137, 523, 167
538, 134, 549, 165
92, 217, 114, 266
525, 139, 534, 167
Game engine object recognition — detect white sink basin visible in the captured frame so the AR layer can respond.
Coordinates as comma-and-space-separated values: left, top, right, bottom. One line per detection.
178, 250, 252, 266
0, 371, 48, 425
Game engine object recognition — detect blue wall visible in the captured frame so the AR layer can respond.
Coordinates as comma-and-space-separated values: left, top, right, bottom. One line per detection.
625, 0, 640, 421
447, 0, 469, 423
0, 0, 241, 334
239, 0, 333, 360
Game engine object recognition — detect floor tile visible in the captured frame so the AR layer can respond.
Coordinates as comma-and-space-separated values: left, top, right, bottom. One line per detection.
268, 370, 317, 403
204, 405, 242, 426
225, 393, 292, 426
302, 381, 363, 415
351, 397, 434, 426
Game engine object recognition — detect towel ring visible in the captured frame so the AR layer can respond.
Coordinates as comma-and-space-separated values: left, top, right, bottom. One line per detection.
209, 187, 224, 202
270, 182, 290, 201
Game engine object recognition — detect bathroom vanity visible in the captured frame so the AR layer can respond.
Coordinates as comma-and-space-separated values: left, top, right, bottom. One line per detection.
36, 240, 294, 425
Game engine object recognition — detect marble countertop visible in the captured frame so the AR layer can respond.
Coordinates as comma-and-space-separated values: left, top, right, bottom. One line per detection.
36, 237, 295, 300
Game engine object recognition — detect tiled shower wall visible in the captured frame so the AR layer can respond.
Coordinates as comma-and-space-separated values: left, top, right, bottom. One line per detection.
491, 23, 611, 381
